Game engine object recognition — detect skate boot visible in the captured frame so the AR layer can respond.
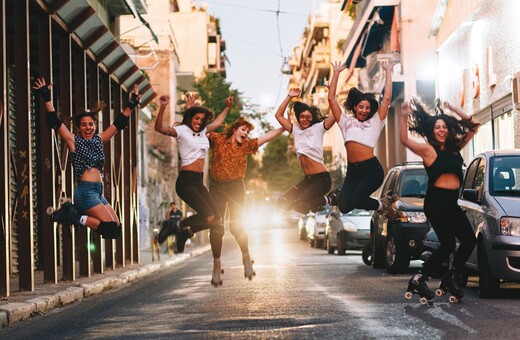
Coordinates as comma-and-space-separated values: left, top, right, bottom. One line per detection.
243, 252, 256, 280
379, 191, 401, 222
436, 269, 464, 303
405, 272, 435, 305
157, 220, 178, 244
176, 226, 194, 253
211, 259, 224, 287
325, 185, 342, 206
50, 202, 83, 227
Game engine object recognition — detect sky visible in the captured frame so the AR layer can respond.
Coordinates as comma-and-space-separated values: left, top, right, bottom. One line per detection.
198, 0, 319, 116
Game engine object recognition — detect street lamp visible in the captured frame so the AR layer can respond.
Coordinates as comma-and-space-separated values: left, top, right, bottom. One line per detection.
281, 58, 292, 75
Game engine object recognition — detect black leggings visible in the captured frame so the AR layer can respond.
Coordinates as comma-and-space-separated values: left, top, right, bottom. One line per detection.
421, 187, 476, 276
279, 172, 332, 214
338, 157, 383, 214
210, 179, 249, 258
176, 171, 224, 257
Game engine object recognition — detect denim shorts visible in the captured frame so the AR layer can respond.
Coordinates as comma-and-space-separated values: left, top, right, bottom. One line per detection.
74, 181, 109, 212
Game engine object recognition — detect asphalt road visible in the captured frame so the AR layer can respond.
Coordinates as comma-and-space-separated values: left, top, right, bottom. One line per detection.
2, 222, 520, 339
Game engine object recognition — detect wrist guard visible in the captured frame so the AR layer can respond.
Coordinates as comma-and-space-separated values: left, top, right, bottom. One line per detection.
113, 113, 129, 130
126, 92, 140, 110
36, 86, 52, 102
46, 111, 62, 130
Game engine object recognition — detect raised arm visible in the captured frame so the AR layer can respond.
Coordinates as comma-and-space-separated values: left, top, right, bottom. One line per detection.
327, 61, 349, 124
206, 96, 233, 133
100, 84, 141, 142
378, 60, 398, 121
275, 88, 300, 132
443, 101, 480, 148
154, 95, 176, 137
33, 77, 75, 150
257, 127, 284, 147
400, 101, 435, 163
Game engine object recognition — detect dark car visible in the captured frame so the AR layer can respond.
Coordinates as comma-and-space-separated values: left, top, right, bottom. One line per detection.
458, 150, 520, 298
371, 162, 429, 274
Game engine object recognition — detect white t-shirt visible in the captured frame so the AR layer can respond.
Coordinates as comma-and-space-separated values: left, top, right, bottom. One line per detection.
338, 113, 384, 148
291, 121, 327, 164
175, 125, 209, 166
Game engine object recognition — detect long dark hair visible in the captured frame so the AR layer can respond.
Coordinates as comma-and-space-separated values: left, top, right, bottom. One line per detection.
292, 101, 325, 126
343, 87, 379, 121
407, 97, 477, 152
181, 106, 214, 132
73, 102, 106, 130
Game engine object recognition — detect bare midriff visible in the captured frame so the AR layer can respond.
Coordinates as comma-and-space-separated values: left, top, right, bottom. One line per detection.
433, 173, 460, 190
345, 141, 375, 163
299, 154, 328, 175
181, 158, 205, 172
80, 168, 103, 183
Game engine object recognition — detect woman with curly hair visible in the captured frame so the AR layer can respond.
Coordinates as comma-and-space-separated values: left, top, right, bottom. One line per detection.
400, 98, 480, 302
208, 117, 283, 285
274, 88, 337, 214
327, 60, 399, 219
154, 94, 232, 255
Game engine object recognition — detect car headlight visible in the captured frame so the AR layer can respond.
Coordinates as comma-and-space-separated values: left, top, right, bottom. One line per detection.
399, 211, 427, 224
500, 217, 520, 236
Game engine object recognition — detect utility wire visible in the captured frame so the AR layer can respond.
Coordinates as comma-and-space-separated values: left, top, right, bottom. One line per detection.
222, 31, 283, 58
203, 0, 307, 16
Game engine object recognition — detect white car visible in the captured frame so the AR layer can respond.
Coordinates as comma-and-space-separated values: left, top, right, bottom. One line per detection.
325, 206, 373, 255
305, 206, 330, 248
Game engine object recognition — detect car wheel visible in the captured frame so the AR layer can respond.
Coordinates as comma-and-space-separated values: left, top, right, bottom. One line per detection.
385, 234, 409, 274
299, 227, 306, 241
308, 237, 315, 248
336, 232, 345, 255
372, 232, 385, 269
362, 237, 372, 265
315, 238, 324, 249
326, 236, 335, 254
477, 241, 500, 298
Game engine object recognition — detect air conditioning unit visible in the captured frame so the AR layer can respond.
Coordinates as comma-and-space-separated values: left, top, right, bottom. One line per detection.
512, 71, 520, 110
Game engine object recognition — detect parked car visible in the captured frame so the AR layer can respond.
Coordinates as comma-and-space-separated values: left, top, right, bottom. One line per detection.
371, 162, 429, 274
325, 206, 372, 255
297, 213, 310, 241
305, 206, 330, 248
458, 150, 520, 298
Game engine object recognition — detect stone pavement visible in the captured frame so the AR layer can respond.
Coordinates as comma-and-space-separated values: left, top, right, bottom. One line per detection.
0, 243, 211, 328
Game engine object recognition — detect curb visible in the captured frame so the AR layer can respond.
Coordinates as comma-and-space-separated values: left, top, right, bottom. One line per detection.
0, 245, 211, 328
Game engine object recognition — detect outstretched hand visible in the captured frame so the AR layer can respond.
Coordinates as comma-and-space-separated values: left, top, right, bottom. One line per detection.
184, 93, 196, 108
288, 88, 301, 98
32, 77, 53, 102
380, 59, 398, 72
159, 95, 170, 106
225, 96, 233, 108
331, 61, 347, 74
442, 101, 454, 111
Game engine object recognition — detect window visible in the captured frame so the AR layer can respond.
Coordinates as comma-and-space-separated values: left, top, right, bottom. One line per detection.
474, 157, 486, 195
462, 158, 480, 191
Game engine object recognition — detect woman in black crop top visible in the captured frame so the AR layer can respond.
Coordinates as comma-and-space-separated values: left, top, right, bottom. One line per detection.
33, 78, 141, 239
400, 97, 480, 302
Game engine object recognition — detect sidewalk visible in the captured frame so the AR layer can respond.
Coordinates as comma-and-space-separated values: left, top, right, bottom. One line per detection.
0, 244, 211, 328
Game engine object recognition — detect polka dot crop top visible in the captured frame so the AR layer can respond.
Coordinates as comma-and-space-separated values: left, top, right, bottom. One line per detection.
71, 134, 105, 179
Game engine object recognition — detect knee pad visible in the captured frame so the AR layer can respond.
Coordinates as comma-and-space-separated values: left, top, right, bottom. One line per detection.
96, 222, 122, 239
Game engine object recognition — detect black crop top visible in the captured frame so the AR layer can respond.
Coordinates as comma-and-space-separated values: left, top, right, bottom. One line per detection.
425, 147, 464, 188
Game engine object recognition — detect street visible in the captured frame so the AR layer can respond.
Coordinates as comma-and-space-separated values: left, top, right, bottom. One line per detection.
2, 222, 520, 339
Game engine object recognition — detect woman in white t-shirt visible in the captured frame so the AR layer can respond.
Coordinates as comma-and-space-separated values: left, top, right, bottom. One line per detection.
154, 94, 232, 257
327, 60, 400, 219
274, 88, 337, 214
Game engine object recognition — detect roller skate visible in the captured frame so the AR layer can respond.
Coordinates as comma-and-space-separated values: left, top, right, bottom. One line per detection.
325, 185, 342, 206
176, 226, 194, 253
436, 269, 464, 303
243, 252, 256, 280
157, 220, 179, 244
379, 190, 401, 222
405, 272, 435, 305
211, 259, 224, 287
47, 199, 82, 227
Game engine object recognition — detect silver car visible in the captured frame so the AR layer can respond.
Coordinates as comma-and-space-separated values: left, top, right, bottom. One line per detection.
325, 206, 373, 255
458, 150, 520, 298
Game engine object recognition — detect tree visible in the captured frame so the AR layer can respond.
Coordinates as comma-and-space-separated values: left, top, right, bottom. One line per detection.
259, 134, 302, 193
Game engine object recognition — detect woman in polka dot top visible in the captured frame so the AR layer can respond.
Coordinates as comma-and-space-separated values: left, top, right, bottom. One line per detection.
33, 78, 141, 239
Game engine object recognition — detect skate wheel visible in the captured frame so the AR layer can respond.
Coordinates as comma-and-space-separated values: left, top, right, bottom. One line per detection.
405, 291, 413, 299
221, 268, 225, 274
59, 197, 68, 205
448, 295, 459, 304
419, 297, 429, 305
46, 206, 55, 215
435, 289, 444, 297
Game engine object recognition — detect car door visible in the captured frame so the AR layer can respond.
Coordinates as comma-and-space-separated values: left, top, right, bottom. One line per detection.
377, 170, 399, 237
458, 156, 485, 268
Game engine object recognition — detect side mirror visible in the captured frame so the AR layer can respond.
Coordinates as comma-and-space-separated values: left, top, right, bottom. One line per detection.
462, 189, 479, 203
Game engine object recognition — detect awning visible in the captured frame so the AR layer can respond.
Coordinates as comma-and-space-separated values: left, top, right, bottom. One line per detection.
341, 0, 400, 67
40, 0, 156, 106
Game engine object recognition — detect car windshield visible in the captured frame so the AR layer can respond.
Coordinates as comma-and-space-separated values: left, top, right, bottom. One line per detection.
344, 209, 372, 216
398, 169, 428, 198
490, 156, 520, 197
